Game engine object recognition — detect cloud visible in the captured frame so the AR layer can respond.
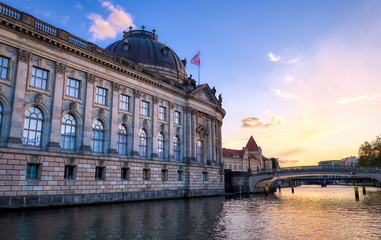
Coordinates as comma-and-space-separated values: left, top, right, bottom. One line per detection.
279, 159, 300, 167
268, 52, 281, 62
74, 3, 83, 10
286, 58, 299, 64
285, 75, 294, 83
337, 95, 368, 104
267, 133, 295, 140
265, 115, 284, 127
241, 117, 263, 128
241, 115, 284, 128
369, 94, 380, 100
88, 1, 135, 41
271, 89, 295, 98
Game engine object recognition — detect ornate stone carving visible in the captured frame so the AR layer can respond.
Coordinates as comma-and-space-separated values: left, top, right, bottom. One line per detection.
0, 85, 2, 94
143, 119, 148, 128
18, 49, 31, 63
191, 108, 198, 115
153, 96, 159, 104
159, 123, 165, 132
113, 82, 121, 92
134, 89, 141, 98
55, 62, 66, 74
218, 94, 223, 105
99, 108, 105, 118
87, 73, 96, 84
170, 102, 175, 109
35, 93, 43, 105
69, 102, 77, 114
123, 114, 128, 124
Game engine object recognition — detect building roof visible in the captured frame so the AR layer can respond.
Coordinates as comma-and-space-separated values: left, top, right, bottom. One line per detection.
245, 136, 259, 151
106, 30, 186, 75
248, 153, 259, 161
222, 148, 245, 159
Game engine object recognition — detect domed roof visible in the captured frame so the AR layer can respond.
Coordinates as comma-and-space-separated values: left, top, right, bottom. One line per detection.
105, 29, 186, 76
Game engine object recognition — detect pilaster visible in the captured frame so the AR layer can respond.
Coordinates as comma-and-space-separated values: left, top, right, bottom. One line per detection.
168, 102, 175, 161
109, 82, 120, 154
132, 89, 141, 156
151, 96, 159, 159
47, 62, 66, 151
191, 108, 197, 160
81, 73, 95, 153
8, 49, 31, 147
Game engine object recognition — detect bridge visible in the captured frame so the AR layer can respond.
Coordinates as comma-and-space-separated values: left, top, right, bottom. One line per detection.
225, 166, 381, 193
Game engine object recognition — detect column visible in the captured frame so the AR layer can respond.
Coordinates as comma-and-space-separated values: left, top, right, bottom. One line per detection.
151, 96, 159, 158
47, 62, 65, 150
186, 107, 192, 161
217, 121, 223, 164
8, 49, 31, 147
211, 117, 216, 162
108, 82, 120, 154
191, 109, 197, 160
168, 102, 175, 160
131, 89, 141, 156
207, 118, 212, 163
81, 73, 95, 153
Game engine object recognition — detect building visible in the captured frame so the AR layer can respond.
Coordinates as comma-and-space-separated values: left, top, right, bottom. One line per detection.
340, 156, 358, 167
0, 2, 226, 208
222, 136, 272, 172
318, 160, 341, 167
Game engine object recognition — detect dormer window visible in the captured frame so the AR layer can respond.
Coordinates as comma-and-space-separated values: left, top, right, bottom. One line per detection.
161, 46, 169, 56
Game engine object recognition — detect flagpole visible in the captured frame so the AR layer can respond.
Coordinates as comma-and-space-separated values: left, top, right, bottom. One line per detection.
198, 65, 200, 85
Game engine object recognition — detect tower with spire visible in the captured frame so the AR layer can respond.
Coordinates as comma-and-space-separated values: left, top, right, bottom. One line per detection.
222, 136, 272, 172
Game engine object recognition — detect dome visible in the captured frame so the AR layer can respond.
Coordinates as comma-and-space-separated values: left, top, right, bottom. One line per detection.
105, 29, 187, 77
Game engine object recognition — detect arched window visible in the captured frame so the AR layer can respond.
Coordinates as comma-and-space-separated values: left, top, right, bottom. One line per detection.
139, 129, 147, 157
91, 120, 104, 152
197, 140, 204, 162
23, 107, 43, 146
118, 125, 128, 154
157, 132, 164, 159
60, 114, 76, 150
174, 135, 180, 161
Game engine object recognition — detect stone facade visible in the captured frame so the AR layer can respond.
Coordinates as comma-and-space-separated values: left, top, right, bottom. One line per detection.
0, 3, 225, 208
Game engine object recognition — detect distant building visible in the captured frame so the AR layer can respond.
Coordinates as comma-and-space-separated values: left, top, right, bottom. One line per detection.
340, 156, 358, 167
318, 160, 341, 167
222, 136, 272, 172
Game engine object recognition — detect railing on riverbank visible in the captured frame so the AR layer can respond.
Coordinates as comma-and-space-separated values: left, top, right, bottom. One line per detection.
242, 166, 381, 176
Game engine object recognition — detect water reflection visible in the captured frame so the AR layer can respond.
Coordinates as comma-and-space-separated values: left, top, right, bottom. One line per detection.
1, 186, 381, 239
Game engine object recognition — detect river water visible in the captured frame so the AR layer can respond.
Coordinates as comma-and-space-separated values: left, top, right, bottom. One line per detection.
1, 185, 381, 240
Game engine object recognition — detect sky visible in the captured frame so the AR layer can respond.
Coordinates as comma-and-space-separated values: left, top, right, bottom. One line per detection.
5, 0, 381, 166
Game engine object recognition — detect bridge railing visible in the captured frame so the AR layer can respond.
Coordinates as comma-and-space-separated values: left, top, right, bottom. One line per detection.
252, 166, 381, 176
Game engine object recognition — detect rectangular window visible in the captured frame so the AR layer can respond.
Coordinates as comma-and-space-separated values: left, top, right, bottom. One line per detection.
174, 111, 181, 125
0, 56, 9, 79
177, 170, 183, 181
159, 106, 166, 121
95, 167, 105, 180
120, 94, 130, 111
95, 87, 107, 105
64, 165, 75, 180
121, 168, 129, 180
197, 140, 204, 162
66, 78, 80, 98
26, 163, 39, 179
141, 101, 149, 116
239, 165, 242, 170
202, 172, 208, 181
143, 169, 150, 180
161, 169, 168, 181
31, 67, 48, 89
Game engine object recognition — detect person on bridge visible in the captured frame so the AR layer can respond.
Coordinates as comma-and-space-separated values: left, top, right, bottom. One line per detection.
264, 184, 269, 196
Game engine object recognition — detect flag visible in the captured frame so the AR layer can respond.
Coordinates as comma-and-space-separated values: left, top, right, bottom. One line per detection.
190, 52, 200, 67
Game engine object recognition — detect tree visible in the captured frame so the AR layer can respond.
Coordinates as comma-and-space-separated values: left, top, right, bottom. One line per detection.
358, 135, 381, 166
270, 157, 278, 169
